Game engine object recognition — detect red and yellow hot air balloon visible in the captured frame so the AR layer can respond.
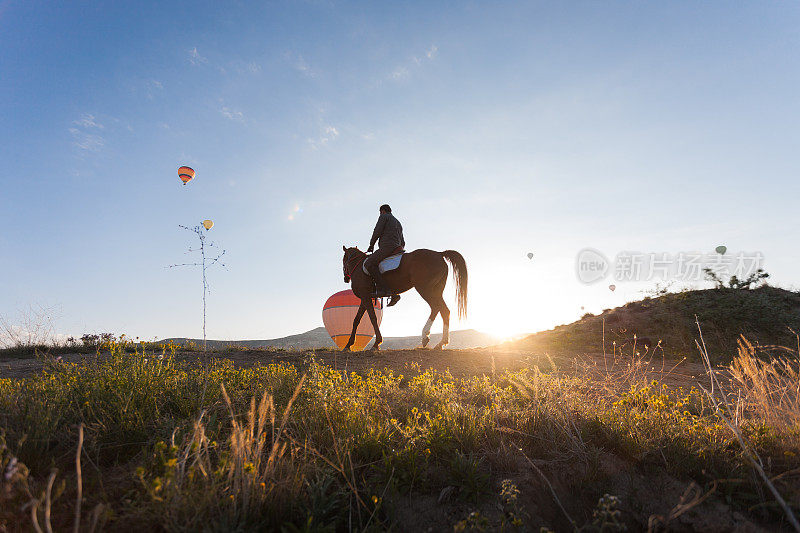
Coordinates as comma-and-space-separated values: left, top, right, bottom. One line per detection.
322, 290, 383, 350
178, 166, 195, 185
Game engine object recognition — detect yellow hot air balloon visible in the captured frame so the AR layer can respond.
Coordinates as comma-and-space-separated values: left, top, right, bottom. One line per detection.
202, 220, 214, 231
178, 166, 195, 185
322, 290, 383, 350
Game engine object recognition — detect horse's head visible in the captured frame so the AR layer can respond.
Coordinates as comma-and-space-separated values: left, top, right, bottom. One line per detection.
342, 245, 363, 283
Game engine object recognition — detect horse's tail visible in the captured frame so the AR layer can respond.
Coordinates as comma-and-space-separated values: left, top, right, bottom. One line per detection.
442, 250, 468, 320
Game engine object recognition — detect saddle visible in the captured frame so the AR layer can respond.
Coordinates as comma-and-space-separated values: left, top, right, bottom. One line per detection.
362, 247, 405, 275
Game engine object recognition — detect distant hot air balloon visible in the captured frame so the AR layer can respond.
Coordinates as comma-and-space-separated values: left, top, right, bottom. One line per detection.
527, 252, 534, 260
322, 290, 383, 350
715, 245, 727, 255
202, 219, 214, 230
178, 166, 195, 185
609, 284, 616, 292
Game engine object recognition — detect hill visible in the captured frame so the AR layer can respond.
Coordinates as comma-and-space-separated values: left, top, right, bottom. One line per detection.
160, 327, 499, 351
509, 286, 800, 361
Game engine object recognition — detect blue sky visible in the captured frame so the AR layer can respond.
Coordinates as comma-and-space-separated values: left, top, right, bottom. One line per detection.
2, 1, 799, 341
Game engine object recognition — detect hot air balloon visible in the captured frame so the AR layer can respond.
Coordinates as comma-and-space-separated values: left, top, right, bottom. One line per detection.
178, 166, 195, 185
609, 284, 616, 292
322, 290, 383, 350
202, 219, 214, 230
527, 252, 533, 260
715, 245, 727, 255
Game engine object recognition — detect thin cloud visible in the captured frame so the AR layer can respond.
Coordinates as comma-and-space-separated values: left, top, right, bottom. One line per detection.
307, 125, 339, 150
220, 106, 244, 122
390, 66, 410, 80
286, 51, 317, 78
73, 114, 103, 129
219, 60, 261, 75
129, 79, 165, 100
386, 44, 438, 82
69, 114, 106, 153
145, 79, 163, 99
69, 128, 104, 152
188, 47, 208, 65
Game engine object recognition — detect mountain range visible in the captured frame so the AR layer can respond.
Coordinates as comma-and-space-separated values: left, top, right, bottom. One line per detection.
160, 327, 501, 351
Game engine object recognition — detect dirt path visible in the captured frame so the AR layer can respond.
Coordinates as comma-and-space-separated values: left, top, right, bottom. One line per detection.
0, 347, 709, 388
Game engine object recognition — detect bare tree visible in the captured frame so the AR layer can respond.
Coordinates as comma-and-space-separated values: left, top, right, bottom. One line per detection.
0, 304, 60, 348
168, 224, 226, 351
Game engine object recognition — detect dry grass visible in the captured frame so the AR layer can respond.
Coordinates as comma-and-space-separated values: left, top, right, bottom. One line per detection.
730, 336, 800, 431
1, 336, 799, 531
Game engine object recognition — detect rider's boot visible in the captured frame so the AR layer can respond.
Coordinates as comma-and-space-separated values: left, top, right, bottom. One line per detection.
387, 294, 401, 307
367, 263, 392, 298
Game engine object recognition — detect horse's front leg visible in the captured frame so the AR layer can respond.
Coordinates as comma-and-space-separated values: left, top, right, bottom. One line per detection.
342, 303, 367, 352
365, 300, 382, 351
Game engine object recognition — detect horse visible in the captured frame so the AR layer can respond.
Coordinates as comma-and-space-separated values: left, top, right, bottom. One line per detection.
341, 246, 468, 351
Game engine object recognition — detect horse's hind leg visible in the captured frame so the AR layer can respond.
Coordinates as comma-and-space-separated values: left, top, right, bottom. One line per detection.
417, 274, 450, 349
416, 287, 439, 348
432, 294, 450, 350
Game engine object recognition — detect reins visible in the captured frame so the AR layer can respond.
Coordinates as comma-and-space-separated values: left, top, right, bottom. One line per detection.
344, 251, 366, 278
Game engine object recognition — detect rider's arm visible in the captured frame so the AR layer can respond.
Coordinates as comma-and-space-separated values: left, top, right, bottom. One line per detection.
369, 213, 388, 250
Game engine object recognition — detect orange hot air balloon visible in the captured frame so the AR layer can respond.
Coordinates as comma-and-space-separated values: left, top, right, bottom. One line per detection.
322, 290, 383, 350
178, 166, 195, 185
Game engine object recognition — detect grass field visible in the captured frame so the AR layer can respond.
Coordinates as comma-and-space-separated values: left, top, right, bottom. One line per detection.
1, 336, 799, 532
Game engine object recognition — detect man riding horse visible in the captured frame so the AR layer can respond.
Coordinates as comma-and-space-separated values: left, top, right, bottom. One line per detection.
341, 205, 468, 351
365, 204, 403, 306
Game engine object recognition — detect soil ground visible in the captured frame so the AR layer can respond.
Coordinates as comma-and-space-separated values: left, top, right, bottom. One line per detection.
1, 346, 709, 389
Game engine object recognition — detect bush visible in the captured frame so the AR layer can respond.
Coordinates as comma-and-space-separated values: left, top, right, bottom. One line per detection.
1, 340, 799, 530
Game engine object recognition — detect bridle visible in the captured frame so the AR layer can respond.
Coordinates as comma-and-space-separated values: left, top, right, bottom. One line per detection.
343, 249, 366, 279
